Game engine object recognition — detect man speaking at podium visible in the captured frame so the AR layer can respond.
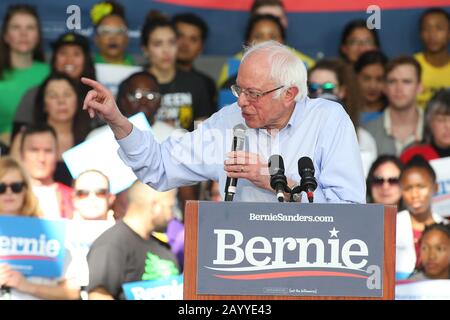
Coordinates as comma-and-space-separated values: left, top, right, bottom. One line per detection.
82, 41, 365, 203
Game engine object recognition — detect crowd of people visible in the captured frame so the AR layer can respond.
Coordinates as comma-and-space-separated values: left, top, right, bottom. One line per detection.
0, 0, 449, 300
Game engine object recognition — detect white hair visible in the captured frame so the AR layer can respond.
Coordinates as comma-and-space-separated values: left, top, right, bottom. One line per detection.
241, 40, 308, 102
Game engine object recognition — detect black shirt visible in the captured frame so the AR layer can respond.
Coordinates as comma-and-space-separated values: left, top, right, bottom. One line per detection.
157, 69, 214, 131
87, 220, 180, 300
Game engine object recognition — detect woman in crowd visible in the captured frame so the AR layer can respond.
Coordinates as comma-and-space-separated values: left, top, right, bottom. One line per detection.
339, 19, 381, 65
396, 155, 447, 280
0, 156, 80, 300
308, 58, 377, 177
354, 50, 388, 125
409, 223, 450, 280
366, 155, 403, 206
0, 4, 49, 146
32, 73, 91, 185
0, 156, 40, 217
401, 89, 450, 163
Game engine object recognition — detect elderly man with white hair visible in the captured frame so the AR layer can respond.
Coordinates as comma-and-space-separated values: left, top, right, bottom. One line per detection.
81, 40, 365, 203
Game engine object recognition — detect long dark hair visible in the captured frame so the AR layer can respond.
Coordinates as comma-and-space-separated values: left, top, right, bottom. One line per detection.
244, 14, 286, 44
339, 19, 380, 61
141, 10, 176, 48
366, 154, 403, 203
33, 72, 91, 144
0, 4, 45, 79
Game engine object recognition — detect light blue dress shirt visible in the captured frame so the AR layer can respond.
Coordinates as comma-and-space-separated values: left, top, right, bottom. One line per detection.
117, 97, 366, 203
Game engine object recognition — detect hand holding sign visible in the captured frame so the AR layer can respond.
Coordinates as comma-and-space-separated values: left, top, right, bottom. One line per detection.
81, 77, 133, 139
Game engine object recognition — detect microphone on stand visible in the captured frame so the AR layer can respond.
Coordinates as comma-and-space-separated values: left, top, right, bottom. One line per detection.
268, 155, 289, 202
224, 124, 247, 201
298, 157, 317, 203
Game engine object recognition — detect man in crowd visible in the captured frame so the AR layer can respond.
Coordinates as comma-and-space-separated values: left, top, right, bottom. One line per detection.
87, 181, 179, 300
19, 124, 73, 218
364, 56, 424, 156
173, 13, 217, 111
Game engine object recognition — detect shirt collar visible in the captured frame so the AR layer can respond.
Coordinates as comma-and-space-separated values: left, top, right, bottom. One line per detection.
384, 107, 424, 138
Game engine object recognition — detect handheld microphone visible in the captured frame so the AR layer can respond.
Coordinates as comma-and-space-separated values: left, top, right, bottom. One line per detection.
224, 124, 247, 201
298, 157, 317, 203
268, 155, 289, 202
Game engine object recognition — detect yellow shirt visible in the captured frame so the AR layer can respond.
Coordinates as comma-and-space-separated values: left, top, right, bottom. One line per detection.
414, 52, 450, 109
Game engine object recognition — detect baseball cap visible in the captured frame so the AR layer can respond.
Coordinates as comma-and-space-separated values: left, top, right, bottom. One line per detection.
51, 32, 90, 53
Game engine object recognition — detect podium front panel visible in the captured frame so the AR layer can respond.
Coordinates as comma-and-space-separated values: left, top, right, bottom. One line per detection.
195, 202, 384, 298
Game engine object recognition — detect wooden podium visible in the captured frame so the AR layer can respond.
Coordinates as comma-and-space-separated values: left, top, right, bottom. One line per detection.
183, 201, 397, 300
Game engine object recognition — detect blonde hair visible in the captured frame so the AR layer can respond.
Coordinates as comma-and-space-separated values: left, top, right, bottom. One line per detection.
0, 156, 42, 217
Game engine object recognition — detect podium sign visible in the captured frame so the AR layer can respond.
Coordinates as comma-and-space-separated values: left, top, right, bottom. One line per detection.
196, 202, 384, 298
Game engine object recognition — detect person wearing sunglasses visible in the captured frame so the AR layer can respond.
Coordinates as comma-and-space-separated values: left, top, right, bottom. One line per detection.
0, 156, 40, 217
308, 58, 377, 178
366, 155, 403, 206
81, 40, 366, 204
72, 169, 115, 221
0, 156, 81, 300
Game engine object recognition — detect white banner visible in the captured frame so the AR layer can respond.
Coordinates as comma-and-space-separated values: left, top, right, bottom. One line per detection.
396, 280, 450, 300
95, 63, 142, 97
62, 112, 151, 194
430, 157, 450, 218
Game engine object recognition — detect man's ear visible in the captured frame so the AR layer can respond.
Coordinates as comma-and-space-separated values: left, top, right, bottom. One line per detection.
284, 86, 299, 104
108, 194, 116, 207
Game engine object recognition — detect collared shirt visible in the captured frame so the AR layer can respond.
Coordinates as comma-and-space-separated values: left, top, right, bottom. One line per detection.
384, 108, 424, 155
117, 97, 366, 203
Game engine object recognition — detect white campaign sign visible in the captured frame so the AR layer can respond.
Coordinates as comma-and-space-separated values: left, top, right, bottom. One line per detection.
430, 157, 450, 218
95, 63, 141, 97
395, 280, 450, 300
62, 113, 151, 194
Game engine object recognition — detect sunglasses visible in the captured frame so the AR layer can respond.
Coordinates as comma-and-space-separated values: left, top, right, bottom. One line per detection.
75, 188, 109, 199
0, 182, 25, 194
308, 82, 337, 94
371, 176, 400, 186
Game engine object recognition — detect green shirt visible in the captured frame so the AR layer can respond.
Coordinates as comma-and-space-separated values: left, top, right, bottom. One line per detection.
94, 53, 135, 66
0, 61, 50, 134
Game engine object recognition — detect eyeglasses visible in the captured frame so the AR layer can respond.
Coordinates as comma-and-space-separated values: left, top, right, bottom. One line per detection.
75, 188, 109, 199
308, 82, 337, 95
346, 39, 375, 47
371, 176, 400, 186
0, 182, 25, 194
127, 90, 161, 103
230, 84, 284, 102
97, 25, 128, 36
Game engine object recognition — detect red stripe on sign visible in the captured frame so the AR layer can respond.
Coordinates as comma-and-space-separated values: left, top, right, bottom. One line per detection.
214, 270, 369, 280
156, 0, 450, 12
0, 255, 57, 261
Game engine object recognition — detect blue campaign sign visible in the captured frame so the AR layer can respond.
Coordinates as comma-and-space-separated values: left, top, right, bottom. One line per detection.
122, 275, 184, 300
0, 216, 66, 278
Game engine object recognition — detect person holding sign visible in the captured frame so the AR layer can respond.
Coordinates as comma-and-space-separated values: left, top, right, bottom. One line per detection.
0, 157, 80, 300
